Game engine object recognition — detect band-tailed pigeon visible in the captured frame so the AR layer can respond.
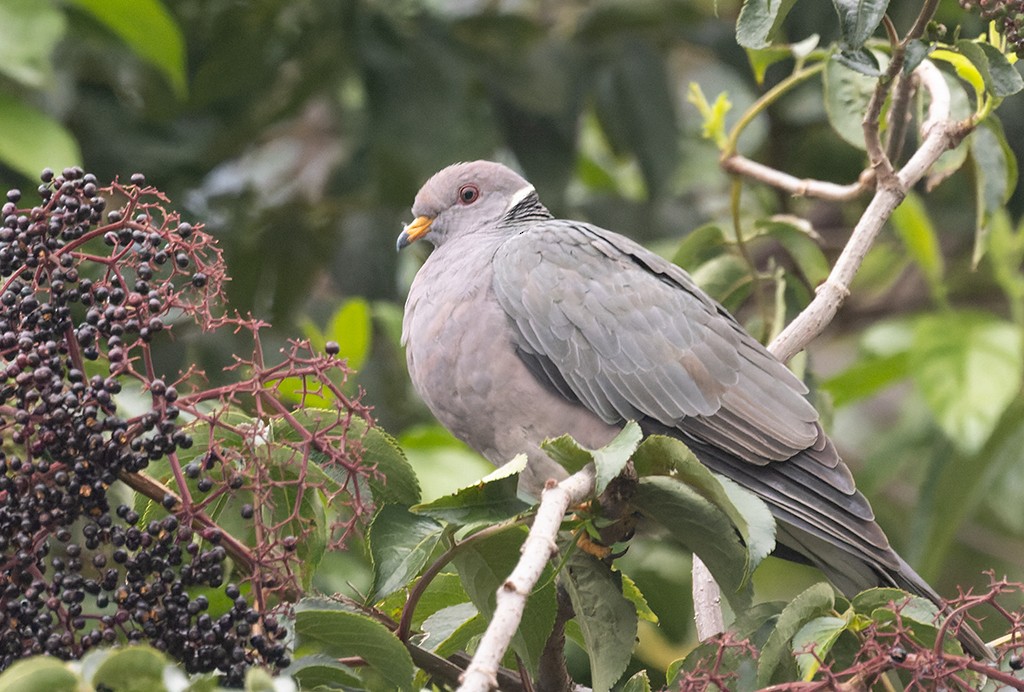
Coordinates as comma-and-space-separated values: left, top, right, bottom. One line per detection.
397, 160, 989, 657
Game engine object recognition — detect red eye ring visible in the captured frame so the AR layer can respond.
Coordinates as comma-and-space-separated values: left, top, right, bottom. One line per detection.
458, 184, 480, 205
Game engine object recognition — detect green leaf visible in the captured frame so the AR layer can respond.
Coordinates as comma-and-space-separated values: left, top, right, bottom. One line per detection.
412, 455, 529, 525
757, 582, 835, 686
266, 449, 329, 588
834, 47, 881, 76
685, 83, 731, 150
68, 0, 187, 97
542, 423, 640, 495
717, 475, 777, 570
0, 656, 79, 691
910, 311, 1024, 453
633, 435, 776, 570
542, 434, 594, 474
736, 0, 800, 49
672, 224, 728, 269
432, 611, 487, 659
451, 527, 556, 675
930, 48, 985, 102
755, 216, 830, 286
620, 670, 653, 692
823, 53, 879, 149
821, 351, 909, 407
327, 298, 372, 373
971, 118, 1018, 265
792, 615, 850, 680
594, 422, 641, 495
0, 93, 81, 181
621, 572, 658, 623
955, 39, 1024, 98
830, 0, 888, 49
632, 476, 752, 610
889, 191, 945, 302
746, 35, 819, 85
0, 0, 66, 87
563, 552, 638, 692
368, 504, 444, 602
349, 417, 421, 506
92, 646, 168, 692
420, 602, 478, 652
244, 667, 275, 692
294, 609, 415, 691
287, 655, 363, 690
378, 572, 470, 629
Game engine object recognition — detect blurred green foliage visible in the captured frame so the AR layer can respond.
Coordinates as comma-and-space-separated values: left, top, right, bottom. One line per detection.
3, 0, 1024, 686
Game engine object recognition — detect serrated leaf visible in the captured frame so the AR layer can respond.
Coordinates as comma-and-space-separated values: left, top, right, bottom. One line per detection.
294, 609, 415, 691
955, 39, 1024, 98
824, 54, 879, 149
451, 527, 556, 675
594, 422, 642, 494
0, 656, 79, 691
890, 191, 945, 301
792, 614, 850, 680
621, 670, 653, 692
346, 417, 422, 506
621, 572, 658, 623
542, 433, 594, 474
92, 646, 168, 692
852, 587, 938, 623
563, 552, 638, 692
411, 455, 529, 525
830, 0, 888, 49
757, 582, 835, 686
0, 93, 81, 181
910, 311, 1024, 453
632, 476, 751, 610
0, 0, 66, 88
368, 505, 444, 602
736, 0, 800, 49
68, 0, 187, 97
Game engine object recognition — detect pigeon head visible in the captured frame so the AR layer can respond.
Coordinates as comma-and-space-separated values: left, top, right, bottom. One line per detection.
397, 161, 540, 250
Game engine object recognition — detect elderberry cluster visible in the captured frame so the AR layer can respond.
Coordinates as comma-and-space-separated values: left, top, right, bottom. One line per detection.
0, 169, 285, 685
959, 0, 1024, 57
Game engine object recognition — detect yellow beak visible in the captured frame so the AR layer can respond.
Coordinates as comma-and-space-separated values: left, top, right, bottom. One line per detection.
396, 216, 434, 250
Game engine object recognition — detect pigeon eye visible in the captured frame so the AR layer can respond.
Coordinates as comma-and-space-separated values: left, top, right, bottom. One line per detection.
458, 184, 480, 205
